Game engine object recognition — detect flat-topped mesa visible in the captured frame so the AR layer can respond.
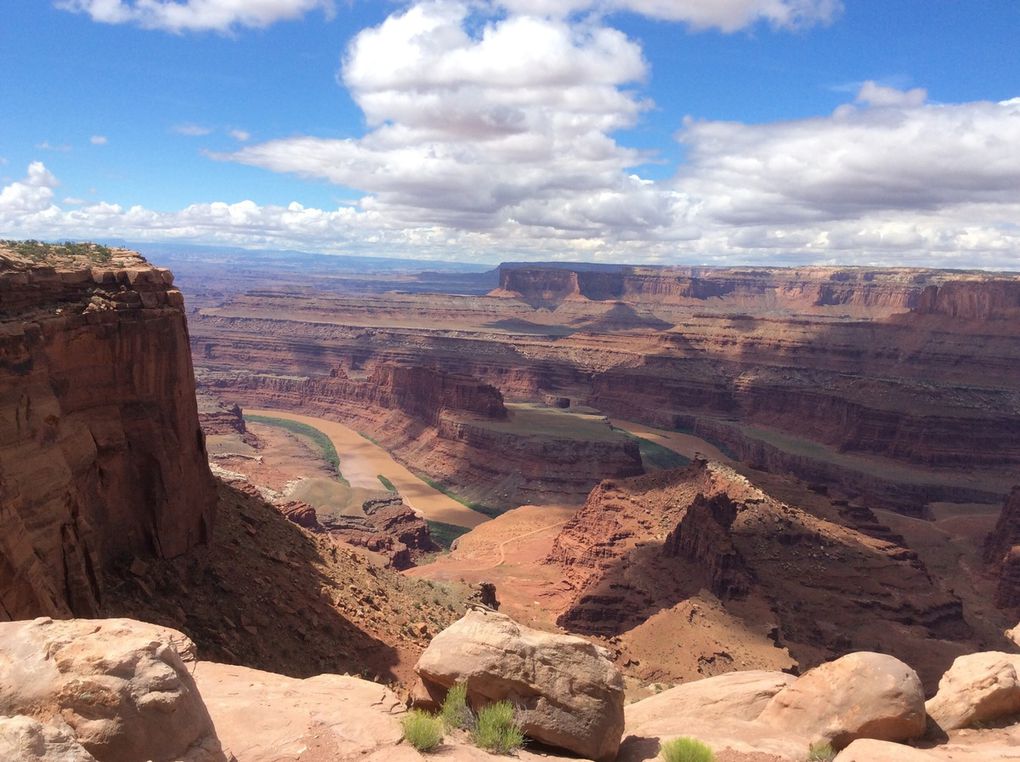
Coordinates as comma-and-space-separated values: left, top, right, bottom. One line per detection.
0, 244, 216, 619
491, 262, 968, 315
365, 363, 508, 425
914, 280, 1020, 320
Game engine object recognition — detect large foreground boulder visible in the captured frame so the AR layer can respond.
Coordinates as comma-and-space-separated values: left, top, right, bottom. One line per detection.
416, 609, 625, 762
193, 662, 406, 761
835, 738, 1020, 760
0, 715, 96, 761
618, 671, 809, 762
626, 670, 795, 729
925, 652, 1020, 731
0, 618, 219, 762
758, 652, 926, 749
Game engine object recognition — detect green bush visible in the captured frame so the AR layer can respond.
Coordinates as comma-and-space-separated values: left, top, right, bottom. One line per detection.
472, 701, 524, 754
440, 683, 473, 731
660, 736, 715, 762
807, 742, 836, 761
401, 709, 443, 752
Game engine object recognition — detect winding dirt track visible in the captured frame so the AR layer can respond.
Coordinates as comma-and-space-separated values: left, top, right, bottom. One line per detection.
246, 409, 490, 528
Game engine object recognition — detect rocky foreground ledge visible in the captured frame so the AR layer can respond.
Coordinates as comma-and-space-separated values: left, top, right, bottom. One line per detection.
3, 612, 1020, 761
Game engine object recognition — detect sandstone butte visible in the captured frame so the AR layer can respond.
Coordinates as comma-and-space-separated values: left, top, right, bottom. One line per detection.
3, 244, 1020, 760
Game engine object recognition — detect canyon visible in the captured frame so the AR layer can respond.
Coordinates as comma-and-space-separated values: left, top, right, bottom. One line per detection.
187, 260, 1020, 518
3, 243, 1020, 760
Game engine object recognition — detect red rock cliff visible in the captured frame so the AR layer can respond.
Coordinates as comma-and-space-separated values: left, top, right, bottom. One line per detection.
915, 281, 1020, 320
495, 263, 945, 315
0, 247, 216, 619
985, 487, 1020, 607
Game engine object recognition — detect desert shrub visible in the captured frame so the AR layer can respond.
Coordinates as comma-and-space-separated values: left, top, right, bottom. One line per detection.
660, 736, 715, 762
472, 701, 524, 754
806, 742, 836, 761
401, 709, 443, 752
440, 683, 474, 731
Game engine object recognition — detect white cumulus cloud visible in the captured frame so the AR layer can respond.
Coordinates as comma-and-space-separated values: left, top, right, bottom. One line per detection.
500, 0, 842, 31
0, 162, 60, 216
90, 134, 109, 145
226, 2, 652, 233
55, 0, 335, 33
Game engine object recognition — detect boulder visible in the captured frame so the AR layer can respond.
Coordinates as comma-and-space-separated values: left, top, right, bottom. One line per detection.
925, 652, 1020, 731
619, 671, 809, 762
758, 652, 926, 749
193, 662, 406, 761
415, 609, 624, 762
626, 671, 796, 731
0, 618, 219, 762
1007, 622, 1020, 649
834, 739, 938, 761
836, 737, 1020, 760
0, 716, 97, 761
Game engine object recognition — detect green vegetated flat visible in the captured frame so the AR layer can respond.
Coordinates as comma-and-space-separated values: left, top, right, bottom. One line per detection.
377, 474, 397, 492
417, 474, 502, 518
426, 520, 472, 550
472, 403, 626, 442
611, 427, 691, 471
245, 414, 348, 485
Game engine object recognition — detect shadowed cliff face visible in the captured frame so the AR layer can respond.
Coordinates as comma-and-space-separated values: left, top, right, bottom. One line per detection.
0, 248, 216, 619
545, 461, 974, 689
985, 487, 1020, 607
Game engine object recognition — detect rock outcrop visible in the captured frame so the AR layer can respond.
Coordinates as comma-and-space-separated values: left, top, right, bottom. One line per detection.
757, 652, 927, 749
925, 652, 1020, 731
0, 617, 219, 761
547, 460, 969, 688
0, 247, 216, 620
415, 609, 625, 762
986, 487, 1020, 607
319, 496, 439, 570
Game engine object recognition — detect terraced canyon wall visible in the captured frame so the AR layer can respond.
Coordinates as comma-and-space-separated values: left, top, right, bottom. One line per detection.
495, 263, 946, 314
0, 251, 216, 619
188, 263, 1020, 514
200, 364, 642, 509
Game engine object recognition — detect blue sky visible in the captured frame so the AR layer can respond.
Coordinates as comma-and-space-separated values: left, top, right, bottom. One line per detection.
2, 1, 1019, 267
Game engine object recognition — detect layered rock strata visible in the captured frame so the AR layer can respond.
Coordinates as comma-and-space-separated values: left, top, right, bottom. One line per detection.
200, 364, 643, 510
188, 262, 1020, 514
546, 460, 970, 687
0, 248, 216, 620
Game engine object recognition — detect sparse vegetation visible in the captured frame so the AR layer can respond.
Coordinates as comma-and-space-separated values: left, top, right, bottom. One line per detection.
472, 701, 524, 754
440, 683, 474, 731
612, 427, 690, 470
377, 474, 396, 492
245, 415, 347, 484
417, 474, 502, 517
426, 520, 472, 550
806, 741, 836, 761
1, 239, 113, 263
401, 709, 444, 752
660, 737, 715, 762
